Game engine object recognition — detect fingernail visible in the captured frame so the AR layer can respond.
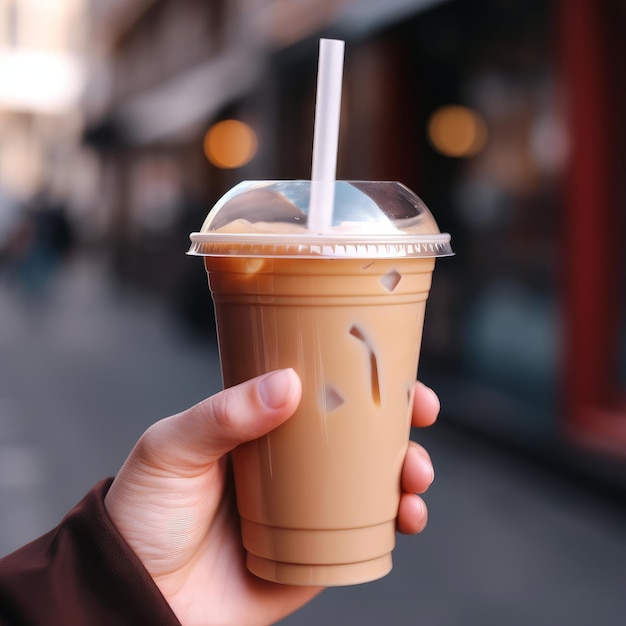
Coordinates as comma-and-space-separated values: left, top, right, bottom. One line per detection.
259, 369, 295, 409
416, 381, 441, 413
415, 495, 427, 521
420, 455, 435, 484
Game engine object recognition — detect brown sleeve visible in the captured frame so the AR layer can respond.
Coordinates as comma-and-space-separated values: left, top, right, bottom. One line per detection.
0, 478, 181, 626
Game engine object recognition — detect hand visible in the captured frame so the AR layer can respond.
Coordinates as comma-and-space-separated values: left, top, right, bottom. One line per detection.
104, 369, 439, 626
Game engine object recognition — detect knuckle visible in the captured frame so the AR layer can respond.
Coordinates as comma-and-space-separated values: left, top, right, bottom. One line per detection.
204, 387, 244, 436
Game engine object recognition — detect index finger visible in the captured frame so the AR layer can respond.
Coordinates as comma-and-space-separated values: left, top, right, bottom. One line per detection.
411, 380, 440, 428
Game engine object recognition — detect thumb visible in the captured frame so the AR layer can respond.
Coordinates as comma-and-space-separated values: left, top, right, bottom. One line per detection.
139, 368, 302, 470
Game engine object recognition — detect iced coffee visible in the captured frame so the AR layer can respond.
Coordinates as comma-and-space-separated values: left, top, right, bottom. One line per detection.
188, 180, 452, 586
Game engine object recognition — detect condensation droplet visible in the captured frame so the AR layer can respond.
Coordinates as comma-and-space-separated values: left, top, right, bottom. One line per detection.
323, 384, 345, 412
349, 325, 366, 341
370, 352, 381, 406
379, 270, 401, 292
349, 325, 381, 407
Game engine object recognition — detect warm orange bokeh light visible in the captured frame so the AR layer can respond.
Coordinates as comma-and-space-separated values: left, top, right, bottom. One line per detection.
203, 119, 258, 169
427, 105, 488, 157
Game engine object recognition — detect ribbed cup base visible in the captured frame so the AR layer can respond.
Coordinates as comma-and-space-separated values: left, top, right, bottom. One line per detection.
247, 552, 392, 587
241, 518, 396, 586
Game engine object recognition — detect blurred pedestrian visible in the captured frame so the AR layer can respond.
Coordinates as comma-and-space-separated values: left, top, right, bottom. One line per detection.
2, 188, 75, 302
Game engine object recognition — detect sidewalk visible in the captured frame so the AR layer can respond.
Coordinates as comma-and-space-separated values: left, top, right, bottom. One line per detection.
1, 257, 625, 625
0, 256, 222, 554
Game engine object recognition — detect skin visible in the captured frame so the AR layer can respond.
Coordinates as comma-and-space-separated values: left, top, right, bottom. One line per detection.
105, 369, 439, 626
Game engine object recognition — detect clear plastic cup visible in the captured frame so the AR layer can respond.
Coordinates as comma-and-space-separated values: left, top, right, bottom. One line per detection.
188, 180, 452, 586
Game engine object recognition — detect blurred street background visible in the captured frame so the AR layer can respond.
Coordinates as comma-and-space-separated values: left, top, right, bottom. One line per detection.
0, 0, 625, 624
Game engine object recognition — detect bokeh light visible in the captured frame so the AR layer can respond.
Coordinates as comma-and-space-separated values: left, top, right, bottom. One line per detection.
203, 119, 258, 169
427, 105, 488, 157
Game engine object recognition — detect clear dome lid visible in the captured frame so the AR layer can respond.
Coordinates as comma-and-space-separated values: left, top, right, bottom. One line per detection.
188, 180, 453, 259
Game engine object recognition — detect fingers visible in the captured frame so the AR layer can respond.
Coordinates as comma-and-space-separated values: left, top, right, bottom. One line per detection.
397, 494, 428, 535
401, 441, 434, 494
140, 368, 302, 469
412, 380, 440, 428
401, 381, 438, 534
398, 441, 434, 535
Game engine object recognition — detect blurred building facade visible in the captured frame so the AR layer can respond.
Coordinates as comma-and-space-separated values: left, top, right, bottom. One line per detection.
2, 0, 623, 477
0, 0, 92, 297
0, 0, 88, 192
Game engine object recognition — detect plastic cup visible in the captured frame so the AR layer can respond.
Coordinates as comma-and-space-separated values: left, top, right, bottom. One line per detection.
188, 180, 452, 586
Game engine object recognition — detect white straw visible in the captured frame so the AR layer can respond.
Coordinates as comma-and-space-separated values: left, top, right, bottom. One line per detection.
308, 38, 345, 231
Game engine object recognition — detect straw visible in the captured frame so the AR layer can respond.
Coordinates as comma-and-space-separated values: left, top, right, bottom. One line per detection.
308, 38, 345, 231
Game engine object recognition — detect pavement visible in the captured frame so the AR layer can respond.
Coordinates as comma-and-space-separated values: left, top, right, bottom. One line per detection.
1, 256, 625, 625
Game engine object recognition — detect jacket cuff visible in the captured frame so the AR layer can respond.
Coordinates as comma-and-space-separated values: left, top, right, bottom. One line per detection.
0, 478, 181, 625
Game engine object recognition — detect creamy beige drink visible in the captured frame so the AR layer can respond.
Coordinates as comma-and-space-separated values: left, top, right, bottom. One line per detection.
189, 180, 452, 586
207, 253, 433, 585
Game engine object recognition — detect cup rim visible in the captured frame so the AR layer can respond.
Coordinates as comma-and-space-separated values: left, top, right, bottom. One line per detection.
187, 232, 453, 259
